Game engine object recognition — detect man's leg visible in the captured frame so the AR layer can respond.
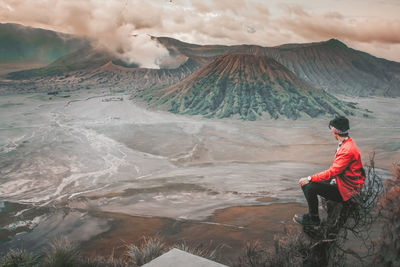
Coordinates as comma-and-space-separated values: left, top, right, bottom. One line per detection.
302, 182, 343, 217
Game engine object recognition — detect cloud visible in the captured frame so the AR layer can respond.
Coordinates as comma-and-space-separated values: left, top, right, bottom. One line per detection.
0, 0, 169, 68
0, 0, 399, 62
0, 0, 274, 44
279, 5, 400, 44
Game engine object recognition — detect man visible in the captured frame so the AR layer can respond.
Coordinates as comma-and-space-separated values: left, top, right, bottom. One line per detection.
294, 116, 365, 226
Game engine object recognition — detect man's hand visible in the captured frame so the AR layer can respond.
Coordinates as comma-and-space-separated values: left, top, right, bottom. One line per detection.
299, 177, 310, 186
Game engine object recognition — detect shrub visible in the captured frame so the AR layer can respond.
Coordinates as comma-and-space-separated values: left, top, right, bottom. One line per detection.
233, 227, 308, 267
0, 248, 39, 267
40, 238, 79, 267
173, 241, 221, 261
373, 162, 400, 266
126, 236, 167, 266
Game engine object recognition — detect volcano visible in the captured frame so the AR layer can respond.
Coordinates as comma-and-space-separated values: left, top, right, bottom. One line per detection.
147, 54, 355, 120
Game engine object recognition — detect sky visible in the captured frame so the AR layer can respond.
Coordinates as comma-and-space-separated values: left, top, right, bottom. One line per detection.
1, 0, 400, 65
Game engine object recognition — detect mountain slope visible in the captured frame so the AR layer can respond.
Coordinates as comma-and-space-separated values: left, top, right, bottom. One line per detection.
146, 54, 355, 120
0, 23, 88, 63
266, 39, 400, 97
6, 46, 117, 79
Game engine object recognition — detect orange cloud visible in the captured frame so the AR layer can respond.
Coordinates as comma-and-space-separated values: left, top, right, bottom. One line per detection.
0, 0, 399, 62
280, 5, 400, 44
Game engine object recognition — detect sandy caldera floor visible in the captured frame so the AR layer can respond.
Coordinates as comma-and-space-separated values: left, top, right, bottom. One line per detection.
79, 200, 307, 265
0, 89, 398, 264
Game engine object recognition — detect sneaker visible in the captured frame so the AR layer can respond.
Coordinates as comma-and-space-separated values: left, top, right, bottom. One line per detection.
293, 213, 320, 226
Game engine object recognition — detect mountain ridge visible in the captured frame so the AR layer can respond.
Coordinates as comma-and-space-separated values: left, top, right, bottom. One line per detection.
0, 23, 89, 64
157, 37, 400, 97
2, 24, 399, 100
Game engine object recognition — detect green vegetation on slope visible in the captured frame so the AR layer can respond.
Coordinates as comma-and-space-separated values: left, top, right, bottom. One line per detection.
146, 54, 355, 120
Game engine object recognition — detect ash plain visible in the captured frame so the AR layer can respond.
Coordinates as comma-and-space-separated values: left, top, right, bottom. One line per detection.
0, 88, 398, 254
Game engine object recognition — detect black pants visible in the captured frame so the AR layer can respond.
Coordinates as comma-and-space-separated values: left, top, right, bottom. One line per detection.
301, 181, 343, 216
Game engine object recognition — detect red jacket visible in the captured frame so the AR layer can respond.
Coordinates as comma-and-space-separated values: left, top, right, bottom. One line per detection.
311, 137, 365, 201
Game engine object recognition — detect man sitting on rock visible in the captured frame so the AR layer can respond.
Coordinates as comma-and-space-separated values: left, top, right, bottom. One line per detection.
294, 116, 366, 226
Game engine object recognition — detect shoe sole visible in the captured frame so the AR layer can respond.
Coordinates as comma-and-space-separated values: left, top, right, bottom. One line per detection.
293, 216, 302, 225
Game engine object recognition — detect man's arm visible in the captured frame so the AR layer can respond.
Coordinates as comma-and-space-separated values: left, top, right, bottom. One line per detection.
311, 150, 353, 182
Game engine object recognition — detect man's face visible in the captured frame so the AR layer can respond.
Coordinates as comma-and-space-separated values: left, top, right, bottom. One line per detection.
332, 129, 338, 140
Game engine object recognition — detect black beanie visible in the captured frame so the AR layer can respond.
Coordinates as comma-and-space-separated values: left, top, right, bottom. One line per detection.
329, 116, 349, 132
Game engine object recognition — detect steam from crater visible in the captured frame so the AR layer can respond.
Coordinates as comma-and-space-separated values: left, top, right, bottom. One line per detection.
0, 0, 170, 68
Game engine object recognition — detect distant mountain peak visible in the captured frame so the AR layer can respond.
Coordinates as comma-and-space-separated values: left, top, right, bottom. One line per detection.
324, 38, 348, 48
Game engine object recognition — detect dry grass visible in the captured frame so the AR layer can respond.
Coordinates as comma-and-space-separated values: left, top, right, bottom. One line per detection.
40, 238, 80, 267
233, 226, 308, 267
125, 236, 224, 266
0, 236, 223, 267
173, 241, 222, 261
0, 248, 39, 267
126, 236, 167, 266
